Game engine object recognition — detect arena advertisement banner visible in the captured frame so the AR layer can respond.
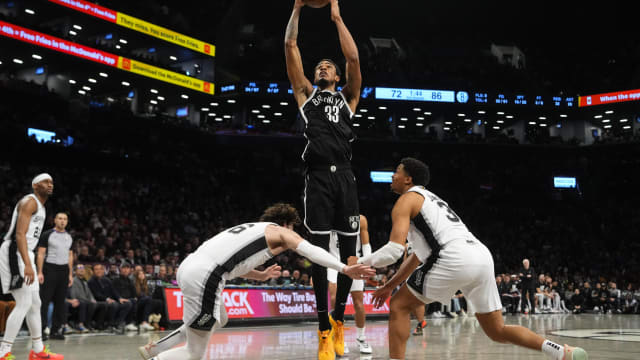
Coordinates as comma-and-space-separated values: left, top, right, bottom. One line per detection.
48, 0, 215, 57
578, 89, 640, 107
0, 20, 214, 95
164, 287, 390, 322
118, 58, 214, 94
0, 21, 118, 67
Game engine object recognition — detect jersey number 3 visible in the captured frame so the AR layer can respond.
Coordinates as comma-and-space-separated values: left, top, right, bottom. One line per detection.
437, 201, 461, 223
324, 105, 340, 123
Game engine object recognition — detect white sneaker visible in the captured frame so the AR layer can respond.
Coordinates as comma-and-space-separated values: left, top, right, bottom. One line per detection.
125, 323, 139, 331
563, 344, 588, 360
140, 322, 155, 331
357, 338, 372, 354
138, 342, 158, 360
44, 327, 50, 336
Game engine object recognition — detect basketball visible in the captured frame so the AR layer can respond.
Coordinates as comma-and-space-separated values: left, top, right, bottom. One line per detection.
304, 0, 329, 8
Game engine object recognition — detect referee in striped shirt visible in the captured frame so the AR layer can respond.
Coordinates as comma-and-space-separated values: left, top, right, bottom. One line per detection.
37, 212, 74, 340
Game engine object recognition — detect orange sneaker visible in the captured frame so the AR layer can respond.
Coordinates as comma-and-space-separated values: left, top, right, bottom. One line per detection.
0, 352, 15, 360
328, 315, 344, 356
29, 345, 64, 360
317, 329, 335, 360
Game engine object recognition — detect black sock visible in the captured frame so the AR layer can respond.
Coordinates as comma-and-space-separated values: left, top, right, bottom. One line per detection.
311, 234, 331, 331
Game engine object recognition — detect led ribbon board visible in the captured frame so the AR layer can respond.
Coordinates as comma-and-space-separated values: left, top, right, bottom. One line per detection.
0, 21, 214, 94
48, 0, 215, 57
375, 87, 456, 103
578, 89, 640, 107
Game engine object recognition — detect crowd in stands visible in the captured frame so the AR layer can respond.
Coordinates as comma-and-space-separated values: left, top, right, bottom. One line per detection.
1, 73, 640, 337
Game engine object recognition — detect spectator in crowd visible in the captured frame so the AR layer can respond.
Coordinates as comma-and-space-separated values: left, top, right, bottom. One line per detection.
501, 274, 520, 315
125, 250, 137, 267
607, 282, 621, 314
570, 288, 585, 314
88, 264, 133, 334
133, 269, 161, 331
67, 264, 104, 331
519, 259, 536, 314
535, 274, 550, 312
111, 263, 139, 331
77, 246, 93, 263
621, 283, 638, 314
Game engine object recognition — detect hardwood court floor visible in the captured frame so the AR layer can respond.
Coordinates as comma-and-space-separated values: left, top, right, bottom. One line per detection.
8, 314, 640, 359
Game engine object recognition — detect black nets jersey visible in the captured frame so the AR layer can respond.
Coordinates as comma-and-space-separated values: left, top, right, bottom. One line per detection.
300, 88, 355, 165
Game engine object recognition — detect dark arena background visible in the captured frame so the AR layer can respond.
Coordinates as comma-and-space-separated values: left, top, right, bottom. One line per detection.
0, 0, 639, 359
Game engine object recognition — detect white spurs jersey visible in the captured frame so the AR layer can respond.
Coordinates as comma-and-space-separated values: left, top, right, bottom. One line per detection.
3, 194, 46, 250
406, 186, 478, 262
187, 222, 275, 280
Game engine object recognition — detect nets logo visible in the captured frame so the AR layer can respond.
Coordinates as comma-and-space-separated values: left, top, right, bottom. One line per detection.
223, 291, 254, 316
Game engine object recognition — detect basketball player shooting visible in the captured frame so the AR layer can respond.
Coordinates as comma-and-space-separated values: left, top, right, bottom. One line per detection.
285, 1, 362, 359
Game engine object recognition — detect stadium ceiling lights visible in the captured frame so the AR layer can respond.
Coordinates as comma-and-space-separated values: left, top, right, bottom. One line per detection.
157, 96, 165, 101
150, 100, 158, 105
215, 117, 223, 122
150, 89, 158, 94
227, 99, 236, 103
493, 126, 500, 130
88, 78, 97, 83
497, 120, 505, 124
398, 125, 406, 129
538, 116, 547, 120
620, 119, 628, 123
99, 72, 108, 78
360, 108, 368, 113
412, 108, 421, 112
506, 115, 514, 119
107, 97, 114, 102
223, 115, 232, 119
424, 111, 431, 115
444, 121, 452, 125
354, 114, 362, 118
443, 126, 451, 130
13, 58, 23, 64
605, 110, 614, 114
210, 102, 219, 106
115, 45, 121, 49
400, 117, 408, 121
119, 39, 128, 44
208, 113, 216, 117
181, 94, 189, 99
77, 90, 86, 95
274, 113, 283, 116
201, 107, 209, 111
464, 119, 472, 122
258, 115, 265, 119
262, 104, 271, 108
32, 54, 42, 60
623, 125, 632, 129
262, 120, 271, 124
416, 117, 425, 120
251, 110, 260, 114
121, 81, 130, 86
602, 119, 610, 123
367, 116, 375, 120
477, 110, 486, 114
25, 9, 35, 15
457, 113, 465, 117
528, 121, 536, 125
497, 111, 504, 115
69, 30, 77, 36
68, 79, 76, 84
378, 106, 387, 110
353, 123, 360, 127
603, 124, 612, 129
539, 123, 547, 127
73, 25, 82, 30
416, 123, 424, 127
280, 102, 289, 106
594, 115, 603, 119
82, 86, 91, 91
169, 56, 178, 61
560, 114, 568, 118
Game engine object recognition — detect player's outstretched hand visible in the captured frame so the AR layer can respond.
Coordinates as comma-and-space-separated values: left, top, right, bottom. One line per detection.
262, 264, 282, 281
343, 263, 375, 280
330, 0, 341, 22
372, 286, 392, 309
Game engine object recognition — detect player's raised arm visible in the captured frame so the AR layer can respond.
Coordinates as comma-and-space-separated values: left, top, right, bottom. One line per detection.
285, 0, 314, 107
330, 0, 361, 113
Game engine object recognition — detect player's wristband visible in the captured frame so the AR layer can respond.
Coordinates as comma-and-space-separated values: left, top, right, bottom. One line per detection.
361, 243, 372, 257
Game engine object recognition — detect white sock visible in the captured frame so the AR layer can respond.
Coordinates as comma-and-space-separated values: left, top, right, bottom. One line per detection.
32, 337, 44, 353
0, 341, 13, 356
152, 325, 187, 355
541, 339, 564, 360
356, 327, 365, 340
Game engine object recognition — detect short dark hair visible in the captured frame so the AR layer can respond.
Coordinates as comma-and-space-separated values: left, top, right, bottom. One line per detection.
315, 59, 342, 77
259, 203, 301, 227
400, 157, 430, 186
